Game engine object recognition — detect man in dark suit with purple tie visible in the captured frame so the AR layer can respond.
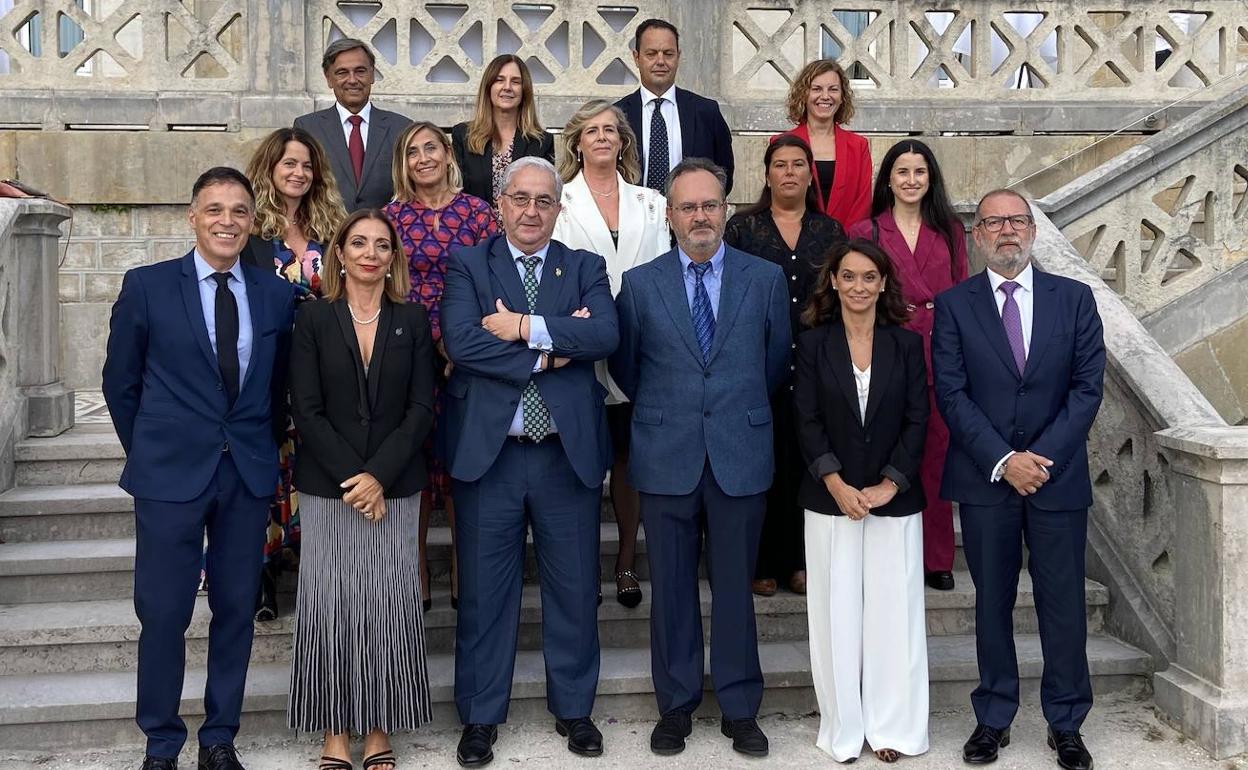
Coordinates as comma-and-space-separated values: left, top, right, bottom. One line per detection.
932, 190, 1104, 770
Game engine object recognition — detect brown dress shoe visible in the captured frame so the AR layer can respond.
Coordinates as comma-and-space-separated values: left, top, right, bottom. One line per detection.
788, 570, 807, 594
751, 578, 778, 596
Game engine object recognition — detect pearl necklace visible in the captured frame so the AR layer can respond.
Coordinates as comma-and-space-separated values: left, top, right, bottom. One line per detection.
348, 304, 381, 325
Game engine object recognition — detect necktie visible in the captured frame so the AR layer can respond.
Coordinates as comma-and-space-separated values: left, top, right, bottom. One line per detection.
999, 280, 1026, 375
211, 272, 240, 404
689, 261, 715, 363
645, 97, 670, 192
347, 114, 365, 185
520, 255, 552, 440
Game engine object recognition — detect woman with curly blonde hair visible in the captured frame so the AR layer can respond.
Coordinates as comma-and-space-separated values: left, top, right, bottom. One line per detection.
774, 59, 872, 228
242, 127, 347, 620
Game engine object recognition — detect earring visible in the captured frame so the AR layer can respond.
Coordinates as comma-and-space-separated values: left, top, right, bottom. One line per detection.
386, 271, 392, 279
339, 268, 346, 276
577, 150, 583, 164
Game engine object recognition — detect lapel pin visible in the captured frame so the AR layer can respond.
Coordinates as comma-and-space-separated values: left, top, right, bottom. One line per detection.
396, 327, 403, 336
555, 267, 563, 278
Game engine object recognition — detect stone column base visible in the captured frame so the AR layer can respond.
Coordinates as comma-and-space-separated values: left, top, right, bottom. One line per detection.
22, 383, 74, 437
1155, 664, 1248, 759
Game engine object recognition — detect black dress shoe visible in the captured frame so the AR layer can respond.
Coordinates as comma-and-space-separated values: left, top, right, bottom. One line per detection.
650, 711, 692, 755
721, 717, 769, 757
254, 561, 279, 622
925, 570, 955, 590
141, 757, 178, 770
555, 716, 604, 756
198, 744, 245, 770
1048, 727, 1093, 770
963, 724, 1010, 764
456, 724, 498, 768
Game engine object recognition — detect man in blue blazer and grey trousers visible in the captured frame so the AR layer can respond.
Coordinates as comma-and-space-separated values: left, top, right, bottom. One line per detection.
610, 158, 791, 758
932, 190, 1104, 770
441, 157, 618, 768
103, 167, 295, 770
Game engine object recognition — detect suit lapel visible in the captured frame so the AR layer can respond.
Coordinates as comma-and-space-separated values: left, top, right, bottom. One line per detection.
620, 92, 643, 163
332, 300, 372, 420
534, 242, 569, 316
969, 271, 1023, 381
676, 88, 697, 157
615, 179, 646, 271
179, 253, 219, 375
236, 265, 266, 397
365, 301, 393, 408
654, 251, 704, 363
319, 108, 357, 199
1022, 272, 1056, 382
863, 327, 895, 428
488, 238, 530, 313
822, 323, 861, 426
360, 109, 393, 192
563, 175, 617, 260
705, 248, 745, 364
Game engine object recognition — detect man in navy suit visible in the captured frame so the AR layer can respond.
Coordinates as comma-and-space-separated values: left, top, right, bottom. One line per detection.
609, 158, 791, 757
931, 190, 1104, 770
102, 167, 296, 770
440, 157, 618, 768
615, 19, 735, 194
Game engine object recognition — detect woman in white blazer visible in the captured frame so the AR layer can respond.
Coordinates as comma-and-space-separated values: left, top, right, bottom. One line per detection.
553, 99, 670, 609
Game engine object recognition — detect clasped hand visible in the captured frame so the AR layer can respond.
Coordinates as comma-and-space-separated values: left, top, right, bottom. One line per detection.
823, 474, 897, 520
480, 299, 590, 368
341, 472, 386, 522
1003, 451, 1053, 496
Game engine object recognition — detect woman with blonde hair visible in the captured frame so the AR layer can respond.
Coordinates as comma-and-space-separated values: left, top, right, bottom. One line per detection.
452, 53, 555, 217
775, 59, 872, 228
551, 99, 668, 608
288, 208, 435, 770
242, 126, 347, 620
384, 121, 496, 611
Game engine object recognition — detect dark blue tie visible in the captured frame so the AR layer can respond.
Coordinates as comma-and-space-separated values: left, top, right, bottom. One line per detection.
646, 97, 670, 192
689, 261, 715, 363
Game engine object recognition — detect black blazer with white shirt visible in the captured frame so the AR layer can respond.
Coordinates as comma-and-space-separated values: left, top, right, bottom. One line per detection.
793, 320, 929, 517
289, 298, 435, 499
294, 104, 410, 211
615, 87, 735, 194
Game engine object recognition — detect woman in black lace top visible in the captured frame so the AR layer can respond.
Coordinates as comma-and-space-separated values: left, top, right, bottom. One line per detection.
724, 133, 847, 598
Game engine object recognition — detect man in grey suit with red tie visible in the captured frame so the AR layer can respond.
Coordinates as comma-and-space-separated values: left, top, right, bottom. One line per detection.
932, 190, 1104, 770
294, 38, 409, 211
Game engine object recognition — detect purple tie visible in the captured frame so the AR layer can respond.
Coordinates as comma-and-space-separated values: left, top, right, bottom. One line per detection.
999, 280, 1026, 375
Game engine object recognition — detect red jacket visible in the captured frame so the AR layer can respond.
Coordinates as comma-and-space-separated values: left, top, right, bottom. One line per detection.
774, 122, 872, 227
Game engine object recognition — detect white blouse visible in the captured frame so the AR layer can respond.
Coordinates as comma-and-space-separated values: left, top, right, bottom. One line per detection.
853, 363, 871, 423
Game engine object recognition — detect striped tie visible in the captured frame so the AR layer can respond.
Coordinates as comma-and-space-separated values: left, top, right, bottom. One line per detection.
689, 261, 715, 363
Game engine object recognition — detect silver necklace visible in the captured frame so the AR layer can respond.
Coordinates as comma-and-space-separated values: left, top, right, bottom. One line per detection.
348, 304, 381, 325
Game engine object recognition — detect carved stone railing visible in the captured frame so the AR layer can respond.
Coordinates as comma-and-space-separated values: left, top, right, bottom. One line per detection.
1, 1, 1243, 131
1033, 206, 1248, 758
1038, 83, 1248, 316
0, 199, 75, 491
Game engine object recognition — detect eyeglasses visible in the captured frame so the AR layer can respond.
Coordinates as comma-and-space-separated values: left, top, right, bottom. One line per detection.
977, 214, 1034, 232
671, 201, 726, 216
502, 193, 558, 211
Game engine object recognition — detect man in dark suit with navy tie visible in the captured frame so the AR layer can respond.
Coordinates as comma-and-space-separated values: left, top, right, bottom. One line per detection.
440, 156, 618, 768
294, 38, 410, 211
615, 19, 735, 194
931, 190, 1104, 770
609, 158, 791, 758
102, 167, 296, 770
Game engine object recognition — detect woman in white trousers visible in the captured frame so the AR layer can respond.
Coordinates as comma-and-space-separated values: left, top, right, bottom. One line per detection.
793, 239, 931, 763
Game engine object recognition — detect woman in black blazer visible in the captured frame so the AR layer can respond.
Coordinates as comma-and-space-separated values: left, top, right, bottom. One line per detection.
287, 208, 436, 770
793, 239, 930, 764
451, 54, 555, 217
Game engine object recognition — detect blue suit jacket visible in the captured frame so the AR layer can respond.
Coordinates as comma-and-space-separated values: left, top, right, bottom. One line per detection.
931, 268, 1105, 510
440, 235, 618, 488
616, 87, 736, 194
102, 252, 296, 502
609, 246, 792, 497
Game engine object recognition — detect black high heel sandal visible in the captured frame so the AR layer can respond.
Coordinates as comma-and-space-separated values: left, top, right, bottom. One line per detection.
616, 569, 643, 608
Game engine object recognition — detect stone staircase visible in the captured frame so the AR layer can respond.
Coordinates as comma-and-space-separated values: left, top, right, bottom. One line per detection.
0, 423, 1153, 752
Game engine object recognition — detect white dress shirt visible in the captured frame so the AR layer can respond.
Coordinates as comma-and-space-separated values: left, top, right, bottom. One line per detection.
504, 238, 557, 436
640, 85, 682, 182
987, 262, 1041, 482
853, 364, 871, 424
335, 101, 372, 148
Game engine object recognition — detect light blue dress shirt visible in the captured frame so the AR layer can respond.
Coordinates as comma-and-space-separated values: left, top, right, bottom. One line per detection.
194, 250, 253, 388
505, 238, 558, 436
677, 242, 725, 319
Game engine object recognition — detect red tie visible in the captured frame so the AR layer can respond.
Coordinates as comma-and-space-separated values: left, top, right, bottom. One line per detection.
347, 114, 364, 184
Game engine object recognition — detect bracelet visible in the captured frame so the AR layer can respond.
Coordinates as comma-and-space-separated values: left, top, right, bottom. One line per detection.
885, 477, 899, 490
519, 314, 526, 339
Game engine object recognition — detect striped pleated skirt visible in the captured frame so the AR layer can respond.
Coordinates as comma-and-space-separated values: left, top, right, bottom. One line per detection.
287, 492, 432, 734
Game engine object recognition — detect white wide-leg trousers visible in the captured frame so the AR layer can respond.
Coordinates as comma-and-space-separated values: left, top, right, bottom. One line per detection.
805, 510, 930, 762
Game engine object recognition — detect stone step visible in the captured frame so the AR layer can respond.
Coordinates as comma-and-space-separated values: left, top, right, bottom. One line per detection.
14, 427, 125, 487
0, 571, 1108, 676
0, 634, 1151, 752
0, 483, 134, 542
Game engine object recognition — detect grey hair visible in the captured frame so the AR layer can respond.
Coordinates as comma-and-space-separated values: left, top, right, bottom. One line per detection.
665, 157, 728, 200
322, 38, 376, 72
975, 188, 1031, 221
500, 155, 563, 200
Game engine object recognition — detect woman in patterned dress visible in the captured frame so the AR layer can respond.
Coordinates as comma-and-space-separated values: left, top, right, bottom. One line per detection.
243, 127, 346, 621
451, 54, 555, 223
384, 121, 497, 610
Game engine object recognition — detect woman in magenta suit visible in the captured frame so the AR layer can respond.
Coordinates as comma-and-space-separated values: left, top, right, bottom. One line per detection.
847, 139, 967, 591
775, 59, 872, 227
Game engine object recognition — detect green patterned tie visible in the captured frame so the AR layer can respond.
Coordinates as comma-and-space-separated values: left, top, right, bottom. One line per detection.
520, 255, 552, 440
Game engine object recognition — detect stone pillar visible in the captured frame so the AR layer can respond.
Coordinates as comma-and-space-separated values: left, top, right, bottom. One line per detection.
1153, 426, 1248, 758
10, 200, 75, 437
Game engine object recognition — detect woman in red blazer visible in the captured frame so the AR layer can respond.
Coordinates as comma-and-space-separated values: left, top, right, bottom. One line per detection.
775, 59, 872, 227
847, 139, 968, 592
